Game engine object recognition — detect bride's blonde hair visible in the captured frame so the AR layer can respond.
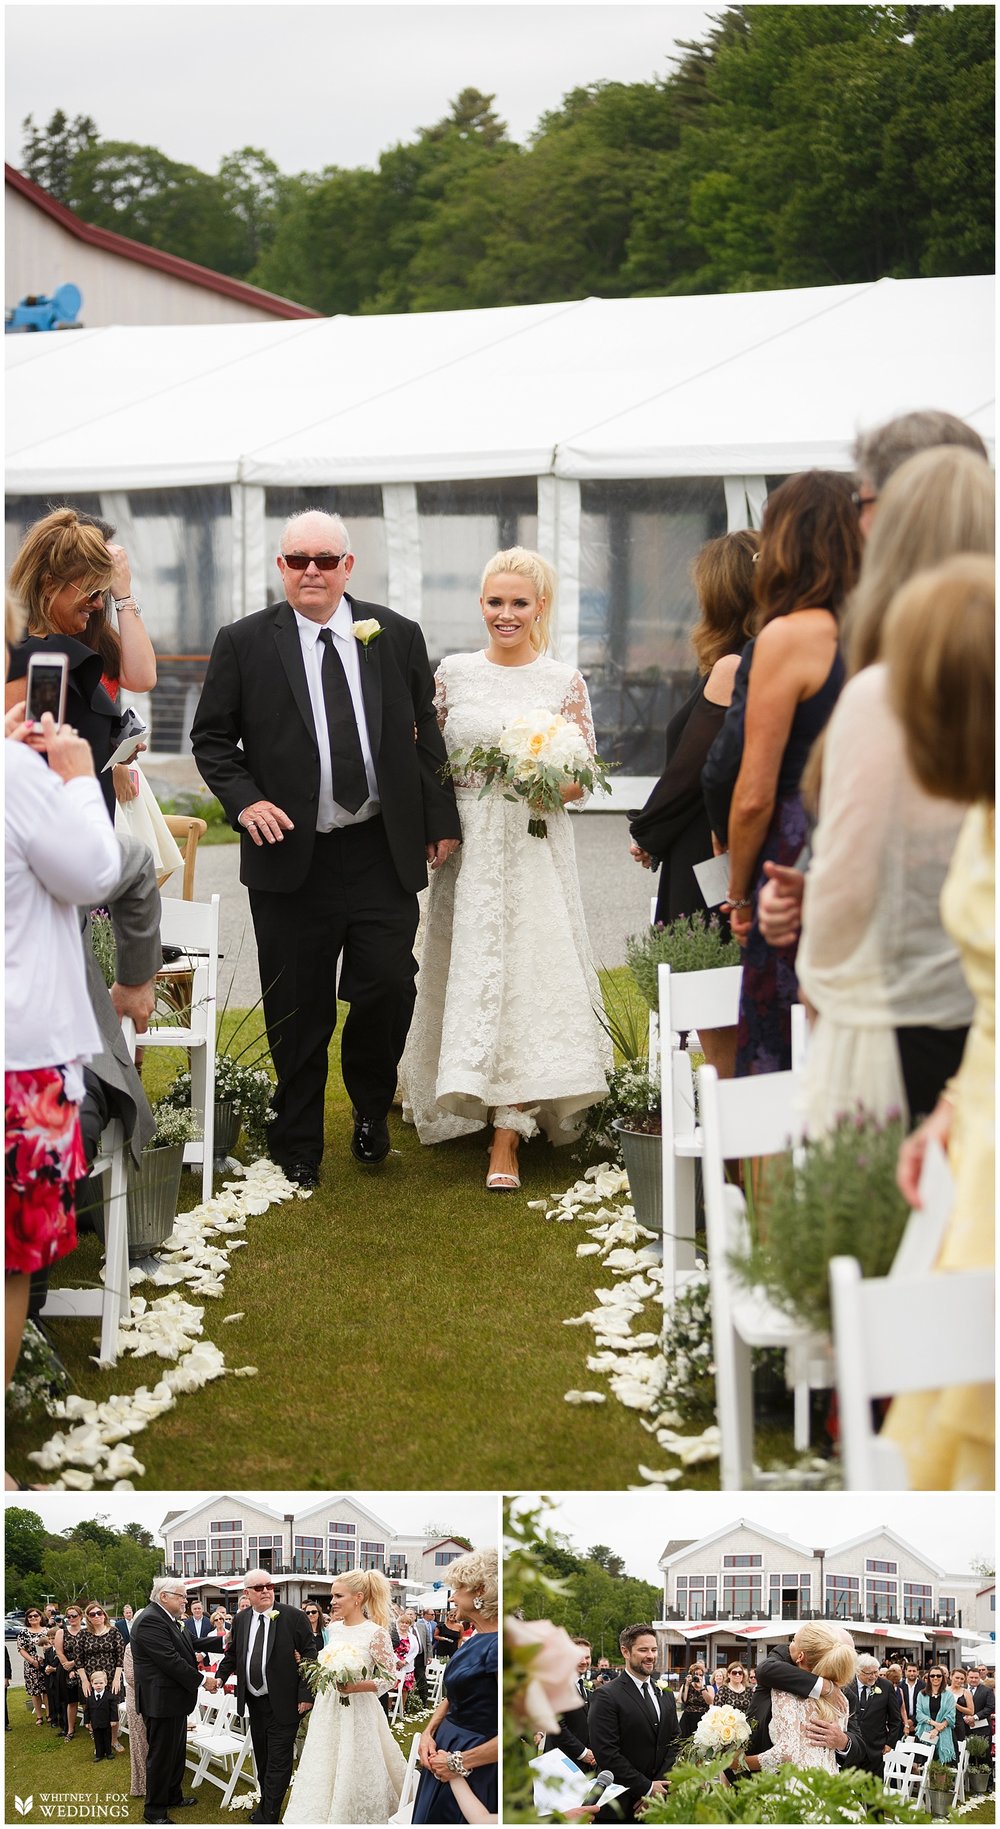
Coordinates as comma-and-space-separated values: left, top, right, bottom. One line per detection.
331, 1568, 393, 1630
795, 1623, 857, 1724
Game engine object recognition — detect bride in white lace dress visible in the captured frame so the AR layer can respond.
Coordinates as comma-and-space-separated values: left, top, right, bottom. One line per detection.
283, 1570, 406, 1825
733, 1625, 857, 1779
401, 547, 610, 1189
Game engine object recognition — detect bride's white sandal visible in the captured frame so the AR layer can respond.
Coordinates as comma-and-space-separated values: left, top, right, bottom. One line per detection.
486, 1106, 538, 1191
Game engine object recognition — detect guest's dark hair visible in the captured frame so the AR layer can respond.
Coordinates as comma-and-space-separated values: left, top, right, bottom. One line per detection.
753, 470, 861, 632
690, 529, 759, 673
619, 1623, 656, 1653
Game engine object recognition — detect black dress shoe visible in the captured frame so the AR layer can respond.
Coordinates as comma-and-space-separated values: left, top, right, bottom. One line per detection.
275, 1159, 320, 1187
351, 1113, 390, 1166
168, 1799, 198, 1809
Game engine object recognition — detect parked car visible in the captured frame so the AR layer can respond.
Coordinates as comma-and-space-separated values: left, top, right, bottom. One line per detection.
5, 1612, 27, 1638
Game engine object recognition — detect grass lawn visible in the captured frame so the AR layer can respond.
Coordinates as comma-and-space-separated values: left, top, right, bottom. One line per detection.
3, 1685, 426, 1823
5, 994, 798, 1491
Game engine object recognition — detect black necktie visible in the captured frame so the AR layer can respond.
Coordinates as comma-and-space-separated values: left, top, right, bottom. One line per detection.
641, 1681, 659, 1729
859, 1686, 868, 1709
249, 1613, 266, 1691
318, 628, 368, 814
578, 1679, 588, 1703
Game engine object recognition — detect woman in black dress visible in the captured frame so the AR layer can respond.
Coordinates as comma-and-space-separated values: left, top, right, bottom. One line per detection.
77, 1603, 125, 1755
54, 1605, 87, 1741
677, 1660, 715, 1739
630, 529, 759, 930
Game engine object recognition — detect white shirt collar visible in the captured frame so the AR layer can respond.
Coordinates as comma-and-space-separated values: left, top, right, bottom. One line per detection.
293, 597, 354, 646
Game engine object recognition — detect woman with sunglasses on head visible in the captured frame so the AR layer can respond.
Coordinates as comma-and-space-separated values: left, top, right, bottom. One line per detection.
916, 1668, 957, 1764
16, 1607, 49, 1724
6, 510, 135, 817
77, 1602, 125, 1756
54, 1604, 87, 1741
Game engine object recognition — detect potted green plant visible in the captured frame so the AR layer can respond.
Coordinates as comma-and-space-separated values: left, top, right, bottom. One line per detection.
609, 1064, 663, 1230
125, 1104, 201, 1253
626, 912, 741, 1078
731, 1111, 909, 1336
965, 1735, 993, 1794
160, 1016, 276, 1161
925, 1759, 953, 1817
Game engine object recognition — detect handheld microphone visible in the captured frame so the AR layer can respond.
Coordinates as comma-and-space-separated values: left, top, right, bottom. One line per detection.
580, 1768, 615, 1808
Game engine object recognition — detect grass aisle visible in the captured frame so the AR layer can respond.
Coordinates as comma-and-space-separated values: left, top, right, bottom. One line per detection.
2, 1687, 429, 1823
7, 1006, 678, 1490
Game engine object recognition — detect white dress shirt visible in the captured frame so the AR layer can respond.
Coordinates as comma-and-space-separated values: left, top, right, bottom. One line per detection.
244, 1608, 274, 1696
5, 744, 122, 1074
625, 1668, 661, 1720
293, 602, 380, 829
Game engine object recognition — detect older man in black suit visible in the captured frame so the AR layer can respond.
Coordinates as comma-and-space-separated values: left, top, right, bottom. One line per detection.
205, 1571, 316, 1824
843, 1653, 902, 1774
588, 1624, 679, 1821
129, 1576, 202, 1826
191, 510, 461, 1186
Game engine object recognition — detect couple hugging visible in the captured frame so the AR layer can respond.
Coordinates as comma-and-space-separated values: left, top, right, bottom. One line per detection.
588, 1623, 867, 1820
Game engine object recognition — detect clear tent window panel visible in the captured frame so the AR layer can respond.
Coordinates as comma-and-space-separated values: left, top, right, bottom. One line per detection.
264, 486, 387, 609
416, 479, 538, 669
579, 478, 727, 774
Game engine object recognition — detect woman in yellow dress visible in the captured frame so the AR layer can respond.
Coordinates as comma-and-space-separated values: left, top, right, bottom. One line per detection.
882, 553, 994, 1489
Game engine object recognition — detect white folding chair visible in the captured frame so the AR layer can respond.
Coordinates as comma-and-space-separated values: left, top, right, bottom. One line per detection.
40, 1016, 137, 1364
186, 1687, 257, 1808
388, 1731, 423, 1826
885, 1138, 954, 1279
426, 1658, 446, 1708
883, 1735, 935, 1809
698, 1061, 821, 1489
950, 1739, 970, 1808
142, 895, 220, 1199
790, 1001, 809, 1072
658, 963, 743, 1302
830, 1253, 994, 1489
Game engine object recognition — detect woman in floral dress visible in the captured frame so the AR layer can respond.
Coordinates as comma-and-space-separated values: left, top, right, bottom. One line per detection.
17, 1608, 49, 1724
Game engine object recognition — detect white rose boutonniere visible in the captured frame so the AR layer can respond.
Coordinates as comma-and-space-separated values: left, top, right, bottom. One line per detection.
268, 1608, 280, 1621
352, 618, 382, 659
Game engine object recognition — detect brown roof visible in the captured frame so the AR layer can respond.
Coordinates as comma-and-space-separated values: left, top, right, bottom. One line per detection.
6, 162, 320, 320
661, 1540, 695, 1560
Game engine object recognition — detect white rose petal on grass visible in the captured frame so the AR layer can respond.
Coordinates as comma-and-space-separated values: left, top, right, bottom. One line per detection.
564, 1390, 607, 1405
636, 1467, 683, 1484
222, 1313, 245, 1324
576, 1243, 602, 1257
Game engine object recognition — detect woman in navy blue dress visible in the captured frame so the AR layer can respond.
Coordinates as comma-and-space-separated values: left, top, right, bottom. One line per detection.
723, 472, 860, 1074
413, 1550, 498, 1823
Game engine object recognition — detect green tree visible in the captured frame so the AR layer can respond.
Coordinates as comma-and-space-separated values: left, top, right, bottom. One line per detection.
122, 1522, 156, 1549
20, 109, 99, 200
4, 1506, 47, 1583
66, 140, 245, 272
218, 146, 282, 274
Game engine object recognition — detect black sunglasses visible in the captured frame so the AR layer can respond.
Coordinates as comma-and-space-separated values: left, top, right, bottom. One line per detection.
281, 552, 348, 571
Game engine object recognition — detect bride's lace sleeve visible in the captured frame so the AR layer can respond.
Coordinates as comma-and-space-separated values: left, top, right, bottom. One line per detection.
434, 665, 448, 733
560, 669, 597, 810
560, 670, 596, 754
369, 1626, 396, 1693
757, 1689, 815, 1771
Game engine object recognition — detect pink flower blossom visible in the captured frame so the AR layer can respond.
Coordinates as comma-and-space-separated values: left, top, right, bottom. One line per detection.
505, 1616, 583, 1734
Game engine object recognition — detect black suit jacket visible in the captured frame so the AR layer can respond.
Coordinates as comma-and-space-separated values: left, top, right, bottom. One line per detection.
543, 1682, 592, 1767
749, 1647, 867, 1768
130, 1603, 201, 1721
213, 1602, 316, 1724
900, 1679, 925, 1726
972, 1682, 995, 1723
588, 1673, 679, 1819
185, 1617, 213, 1643
190, 596, 461, 895
843, 1677, 901, 1757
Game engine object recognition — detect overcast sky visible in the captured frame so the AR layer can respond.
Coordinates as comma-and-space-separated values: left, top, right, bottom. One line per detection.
4, 1490, 499, 1547
509, 1494, 996, 1586
5, 2, 714, 176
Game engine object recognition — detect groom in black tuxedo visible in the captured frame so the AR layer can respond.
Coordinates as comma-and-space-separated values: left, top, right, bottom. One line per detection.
129, 1577, 202, 1824
745, 1637, 868, 1769
588, 1625, 679, 1820
207, 1573, 317, 1824
191, 509, 461, 1186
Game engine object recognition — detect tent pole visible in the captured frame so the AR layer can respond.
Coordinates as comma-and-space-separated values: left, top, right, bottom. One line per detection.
383, 483, 422, 625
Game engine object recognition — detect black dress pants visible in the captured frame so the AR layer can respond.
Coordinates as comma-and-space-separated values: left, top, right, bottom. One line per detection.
247, 1693, 301, 1823
249, 818, 418, 1167
895, 1023, 969, 1125
143, 1711, 188, 1814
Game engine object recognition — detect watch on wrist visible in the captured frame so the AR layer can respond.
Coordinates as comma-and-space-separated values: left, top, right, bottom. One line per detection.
113, 595, 141, 617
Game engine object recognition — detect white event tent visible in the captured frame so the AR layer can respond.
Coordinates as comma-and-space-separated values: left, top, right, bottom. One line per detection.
6, 274, 993, 780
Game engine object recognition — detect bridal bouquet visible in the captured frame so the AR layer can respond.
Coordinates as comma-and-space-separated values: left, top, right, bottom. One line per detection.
300, 1642, 394, 1707
445, 709, 612, 837
690, 1704, 752, 1759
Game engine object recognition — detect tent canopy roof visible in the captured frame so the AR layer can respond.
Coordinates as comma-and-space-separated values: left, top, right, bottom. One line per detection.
6, 278, 993, 494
